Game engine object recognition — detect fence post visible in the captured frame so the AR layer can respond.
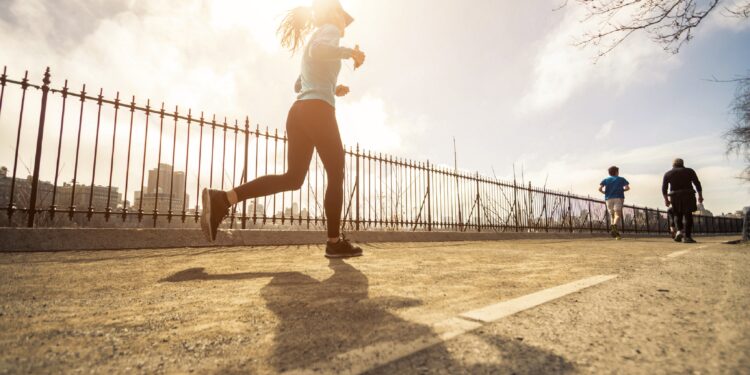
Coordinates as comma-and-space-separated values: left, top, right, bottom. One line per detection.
543, 189, 549, 232
743, 208, 749, 241
355, 143, 360, 231
633, 207, 638, 235
476, 172, 481, 232
426, 160, 432, 231
645, 208, 651, 234
656, 208, 661, 234
27, 68, 51, 227
568, 195, 574, 233
512, 179, 519, 232
714, 217, 718, 234
588, 199, 593, 233
242, 118, 250, 229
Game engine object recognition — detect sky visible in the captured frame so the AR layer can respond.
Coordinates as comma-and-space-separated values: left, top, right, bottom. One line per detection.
0, 0, 748, 214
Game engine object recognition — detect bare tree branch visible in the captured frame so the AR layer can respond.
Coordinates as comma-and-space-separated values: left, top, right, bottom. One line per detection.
724, 74, 750, 180
571, 0, 749, 57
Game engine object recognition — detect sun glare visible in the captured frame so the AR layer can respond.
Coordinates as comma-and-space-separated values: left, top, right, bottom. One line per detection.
209, 0, 307, 53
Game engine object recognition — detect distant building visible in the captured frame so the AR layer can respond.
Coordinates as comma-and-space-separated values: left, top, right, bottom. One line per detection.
0, 165, 121, 216
56, 182, 122, 211
723, 210, 747, 219
133, 164, 188, 214
695, 204, 713, 217
0, 167, 56, 210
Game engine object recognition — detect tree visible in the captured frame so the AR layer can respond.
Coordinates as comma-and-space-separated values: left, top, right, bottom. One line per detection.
566, 0, 750, 57
726, 76, 750, 180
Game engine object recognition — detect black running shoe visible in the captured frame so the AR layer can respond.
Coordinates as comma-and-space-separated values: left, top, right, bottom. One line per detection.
200, 188, 230, 242
682, 237, 697, 244
325, 238, 363, 258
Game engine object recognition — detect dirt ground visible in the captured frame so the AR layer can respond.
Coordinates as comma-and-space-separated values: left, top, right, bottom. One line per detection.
0, 236, 748, 374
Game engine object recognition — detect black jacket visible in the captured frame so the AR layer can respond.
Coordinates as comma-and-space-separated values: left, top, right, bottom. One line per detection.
662, 167, 702, 196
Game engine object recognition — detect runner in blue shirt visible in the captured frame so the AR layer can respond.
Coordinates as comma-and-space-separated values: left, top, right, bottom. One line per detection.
598, 166, 630, 240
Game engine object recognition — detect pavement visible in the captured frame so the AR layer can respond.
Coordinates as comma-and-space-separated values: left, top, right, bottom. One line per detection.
0, 236, 748, 374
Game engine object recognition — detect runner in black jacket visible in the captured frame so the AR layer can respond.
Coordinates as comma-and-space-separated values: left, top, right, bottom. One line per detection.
662, 158, 703, 243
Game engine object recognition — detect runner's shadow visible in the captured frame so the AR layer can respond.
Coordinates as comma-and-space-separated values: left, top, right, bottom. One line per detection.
161, 260, 575, 373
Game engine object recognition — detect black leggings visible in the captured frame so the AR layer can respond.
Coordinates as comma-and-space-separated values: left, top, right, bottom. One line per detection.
233, 100, 344, 238
673, 212, 693, 237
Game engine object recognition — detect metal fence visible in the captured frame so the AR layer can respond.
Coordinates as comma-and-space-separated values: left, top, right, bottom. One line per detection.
0, 67, 743, 235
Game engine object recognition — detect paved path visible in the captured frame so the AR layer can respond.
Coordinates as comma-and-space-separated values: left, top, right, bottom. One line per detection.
0, 236, 747, 374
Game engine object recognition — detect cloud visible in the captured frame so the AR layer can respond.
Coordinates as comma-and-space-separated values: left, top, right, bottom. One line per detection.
595, 120, 614, 140
704, 0, 750, 32
519, 6, 680, 113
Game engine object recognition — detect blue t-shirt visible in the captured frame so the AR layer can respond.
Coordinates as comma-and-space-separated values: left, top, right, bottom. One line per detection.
600, 176, 629, 200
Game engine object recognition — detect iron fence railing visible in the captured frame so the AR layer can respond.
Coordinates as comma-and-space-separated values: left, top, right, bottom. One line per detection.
0, 67, 743, 235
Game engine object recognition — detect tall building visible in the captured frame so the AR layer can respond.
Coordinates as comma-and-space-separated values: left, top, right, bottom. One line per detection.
147, 164, 186, 198
134, 164, 189, 214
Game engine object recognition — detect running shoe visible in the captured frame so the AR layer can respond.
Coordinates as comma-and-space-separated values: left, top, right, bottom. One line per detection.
610, 224, 620, 239
674, 231, 683, 243
325, 238, 363, 258
200, 188, 230, 242
682, 237, 697, 244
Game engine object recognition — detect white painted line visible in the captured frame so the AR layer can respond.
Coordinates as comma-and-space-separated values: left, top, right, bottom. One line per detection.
663, 245, 707, 260
285, 275, 617, 375
461, 275, 618, 323
665, 250, 690, 259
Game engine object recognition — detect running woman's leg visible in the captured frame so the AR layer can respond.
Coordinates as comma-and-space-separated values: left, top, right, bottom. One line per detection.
298, 101, 361, 257
304, 106, 345, 240
229, 105, 314, 202
201, 102, 314, 241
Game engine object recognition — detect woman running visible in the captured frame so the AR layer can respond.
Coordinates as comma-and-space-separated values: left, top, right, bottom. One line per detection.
201, 0, 366, 258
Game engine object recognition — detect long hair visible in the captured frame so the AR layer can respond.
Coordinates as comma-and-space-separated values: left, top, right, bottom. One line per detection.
277, 6, 315, 54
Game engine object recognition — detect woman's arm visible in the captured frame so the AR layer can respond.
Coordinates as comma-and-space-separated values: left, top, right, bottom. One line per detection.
309, 26, 354, 60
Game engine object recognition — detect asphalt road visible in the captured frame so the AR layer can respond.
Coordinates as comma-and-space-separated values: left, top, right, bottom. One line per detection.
0, 236, 747, 374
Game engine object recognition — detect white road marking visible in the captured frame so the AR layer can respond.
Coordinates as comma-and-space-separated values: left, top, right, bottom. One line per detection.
460, 275, 618, 323
665, 250, 690, 259
664, 245, 707, 260
285, 274, 617, 375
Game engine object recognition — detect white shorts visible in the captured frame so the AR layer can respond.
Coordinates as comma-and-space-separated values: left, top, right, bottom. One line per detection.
606, 198, 624, 214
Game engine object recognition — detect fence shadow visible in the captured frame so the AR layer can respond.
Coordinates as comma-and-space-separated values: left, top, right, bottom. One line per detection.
160, 260, 575, 373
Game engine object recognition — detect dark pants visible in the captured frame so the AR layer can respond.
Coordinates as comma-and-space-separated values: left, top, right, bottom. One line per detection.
670, 190, 697, 238
674, 212, 694, 237
233, 100, 345, 238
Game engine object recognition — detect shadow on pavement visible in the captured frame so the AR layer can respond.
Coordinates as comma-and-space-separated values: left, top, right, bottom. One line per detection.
161, 260, 575, 374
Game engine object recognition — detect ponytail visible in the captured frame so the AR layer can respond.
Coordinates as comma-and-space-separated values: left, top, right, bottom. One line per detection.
277, 6, 314, 54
